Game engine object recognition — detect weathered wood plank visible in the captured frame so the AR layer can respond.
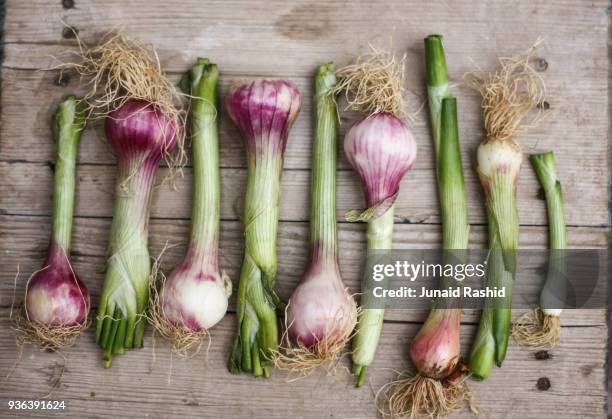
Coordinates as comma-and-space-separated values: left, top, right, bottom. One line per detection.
1, 0, 609, 417
0, 309, 606, 418
0, 66, 608, 178
3, 1, 608, 77
0, 215, 607, 327
0, 160, 607, 227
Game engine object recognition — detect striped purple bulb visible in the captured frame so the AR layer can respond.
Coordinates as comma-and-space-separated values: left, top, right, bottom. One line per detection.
226, 80, 301, 157
26, 242, 89, 326
105, 101, 178, 164
344, 113, 417, 214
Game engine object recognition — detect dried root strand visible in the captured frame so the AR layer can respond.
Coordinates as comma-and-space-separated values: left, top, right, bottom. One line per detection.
376, 370, 477, 419
13, 307, 89, 352
466, 44, 546, 142
147, 249, 209, 359
270, 303, 357, 381
335, 45, 406, 117
58, 31, 187, 172
512, 309, 561, 349
270, 333, 349, 381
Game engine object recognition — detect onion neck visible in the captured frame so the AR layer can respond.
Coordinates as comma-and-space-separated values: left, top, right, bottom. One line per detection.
310, 63, 339, 264
352, 206, 394, 386
108, 158, 159, 254
367, 207, 395, 250
186, 59, 220, 271
483, 168, 519, 274
244, 152, 283, 275
50, 96, 86, 251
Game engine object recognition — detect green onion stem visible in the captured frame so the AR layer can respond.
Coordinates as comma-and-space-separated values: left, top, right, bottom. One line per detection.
425, 35, 469, 370
352, 206, 394, 387
425, 34, 450, 155
310, 63, 339, 259
470, 161, 519, 379
530, 152, 566, 314
96, 159, 155, 367
229, 132, 286, 378
186, 58, 221, 269
530, 153, 566, 250
51, 96, 87, 251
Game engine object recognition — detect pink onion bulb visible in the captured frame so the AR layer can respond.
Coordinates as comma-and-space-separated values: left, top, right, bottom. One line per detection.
160, 256, 231, 331
344, 113, 417, 218
26, 244, 89, 326
106, 101, 178, 162
287, 253, 357, 348
409, 309, 461, 380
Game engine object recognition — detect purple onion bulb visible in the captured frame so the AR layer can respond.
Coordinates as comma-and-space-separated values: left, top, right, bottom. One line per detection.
26, 244, 89, 326
344, 113, 417, 214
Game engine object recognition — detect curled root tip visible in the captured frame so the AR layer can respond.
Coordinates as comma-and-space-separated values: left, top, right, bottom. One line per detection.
512, 309, 561, 349
375, 372, 477, 419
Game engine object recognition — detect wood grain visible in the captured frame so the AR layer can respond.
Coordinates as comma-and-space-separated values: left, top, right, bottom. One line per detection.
0, 161, 609, 227
0, 214, 607, 325
0, 309, 606, 418
1, 0, 609, 417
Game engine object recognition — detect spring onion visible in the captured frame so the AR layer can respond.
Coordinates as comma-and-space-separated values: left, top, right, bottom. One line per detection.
149, 58, 231, 355
69, 34, 184, 367
227, 79, 301, 377
336, 48, 417, 386
469, 46, 545, 379
377, 35, 473, 418
273, 63, 357, 376
512, 151, 565, 348
18, 95, 90, 350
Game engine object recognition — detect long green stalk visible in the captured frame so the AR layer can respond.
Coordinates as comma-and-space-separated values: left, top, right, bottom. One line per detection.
531, 153, 566, 251
310, 63, 339, 261
352, 206, 394, 387
96, 161, 154, 366
51, 96, 87, 251
531, 152, 566, 316
229, 160, 282, 377
227, 80, 301, 377
425, 35, 469, 252
186, 58, 221, 269
416, 35, 468, 382
470, 155, 519, 379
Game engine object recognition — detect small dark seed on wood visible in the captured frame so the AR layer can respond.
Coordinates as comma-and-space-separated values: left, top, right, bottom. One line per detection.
580, 365, 593, 376
537, 101, 551, 110
535, 350, 552, 360
62, 0, 75, 9
62, 26, 79, 39
536, 377, 551, 391
90, 392, 95, 397
535, 58, 548, 72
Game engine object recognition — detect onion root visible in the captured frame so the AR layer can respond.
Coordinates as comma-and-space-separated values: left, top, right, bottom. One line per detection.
512, 309, 561, 349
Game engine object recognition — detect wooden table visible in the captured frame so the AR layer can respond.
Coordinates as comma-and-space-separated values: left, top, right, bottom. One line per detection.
0, 1, 609, 417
